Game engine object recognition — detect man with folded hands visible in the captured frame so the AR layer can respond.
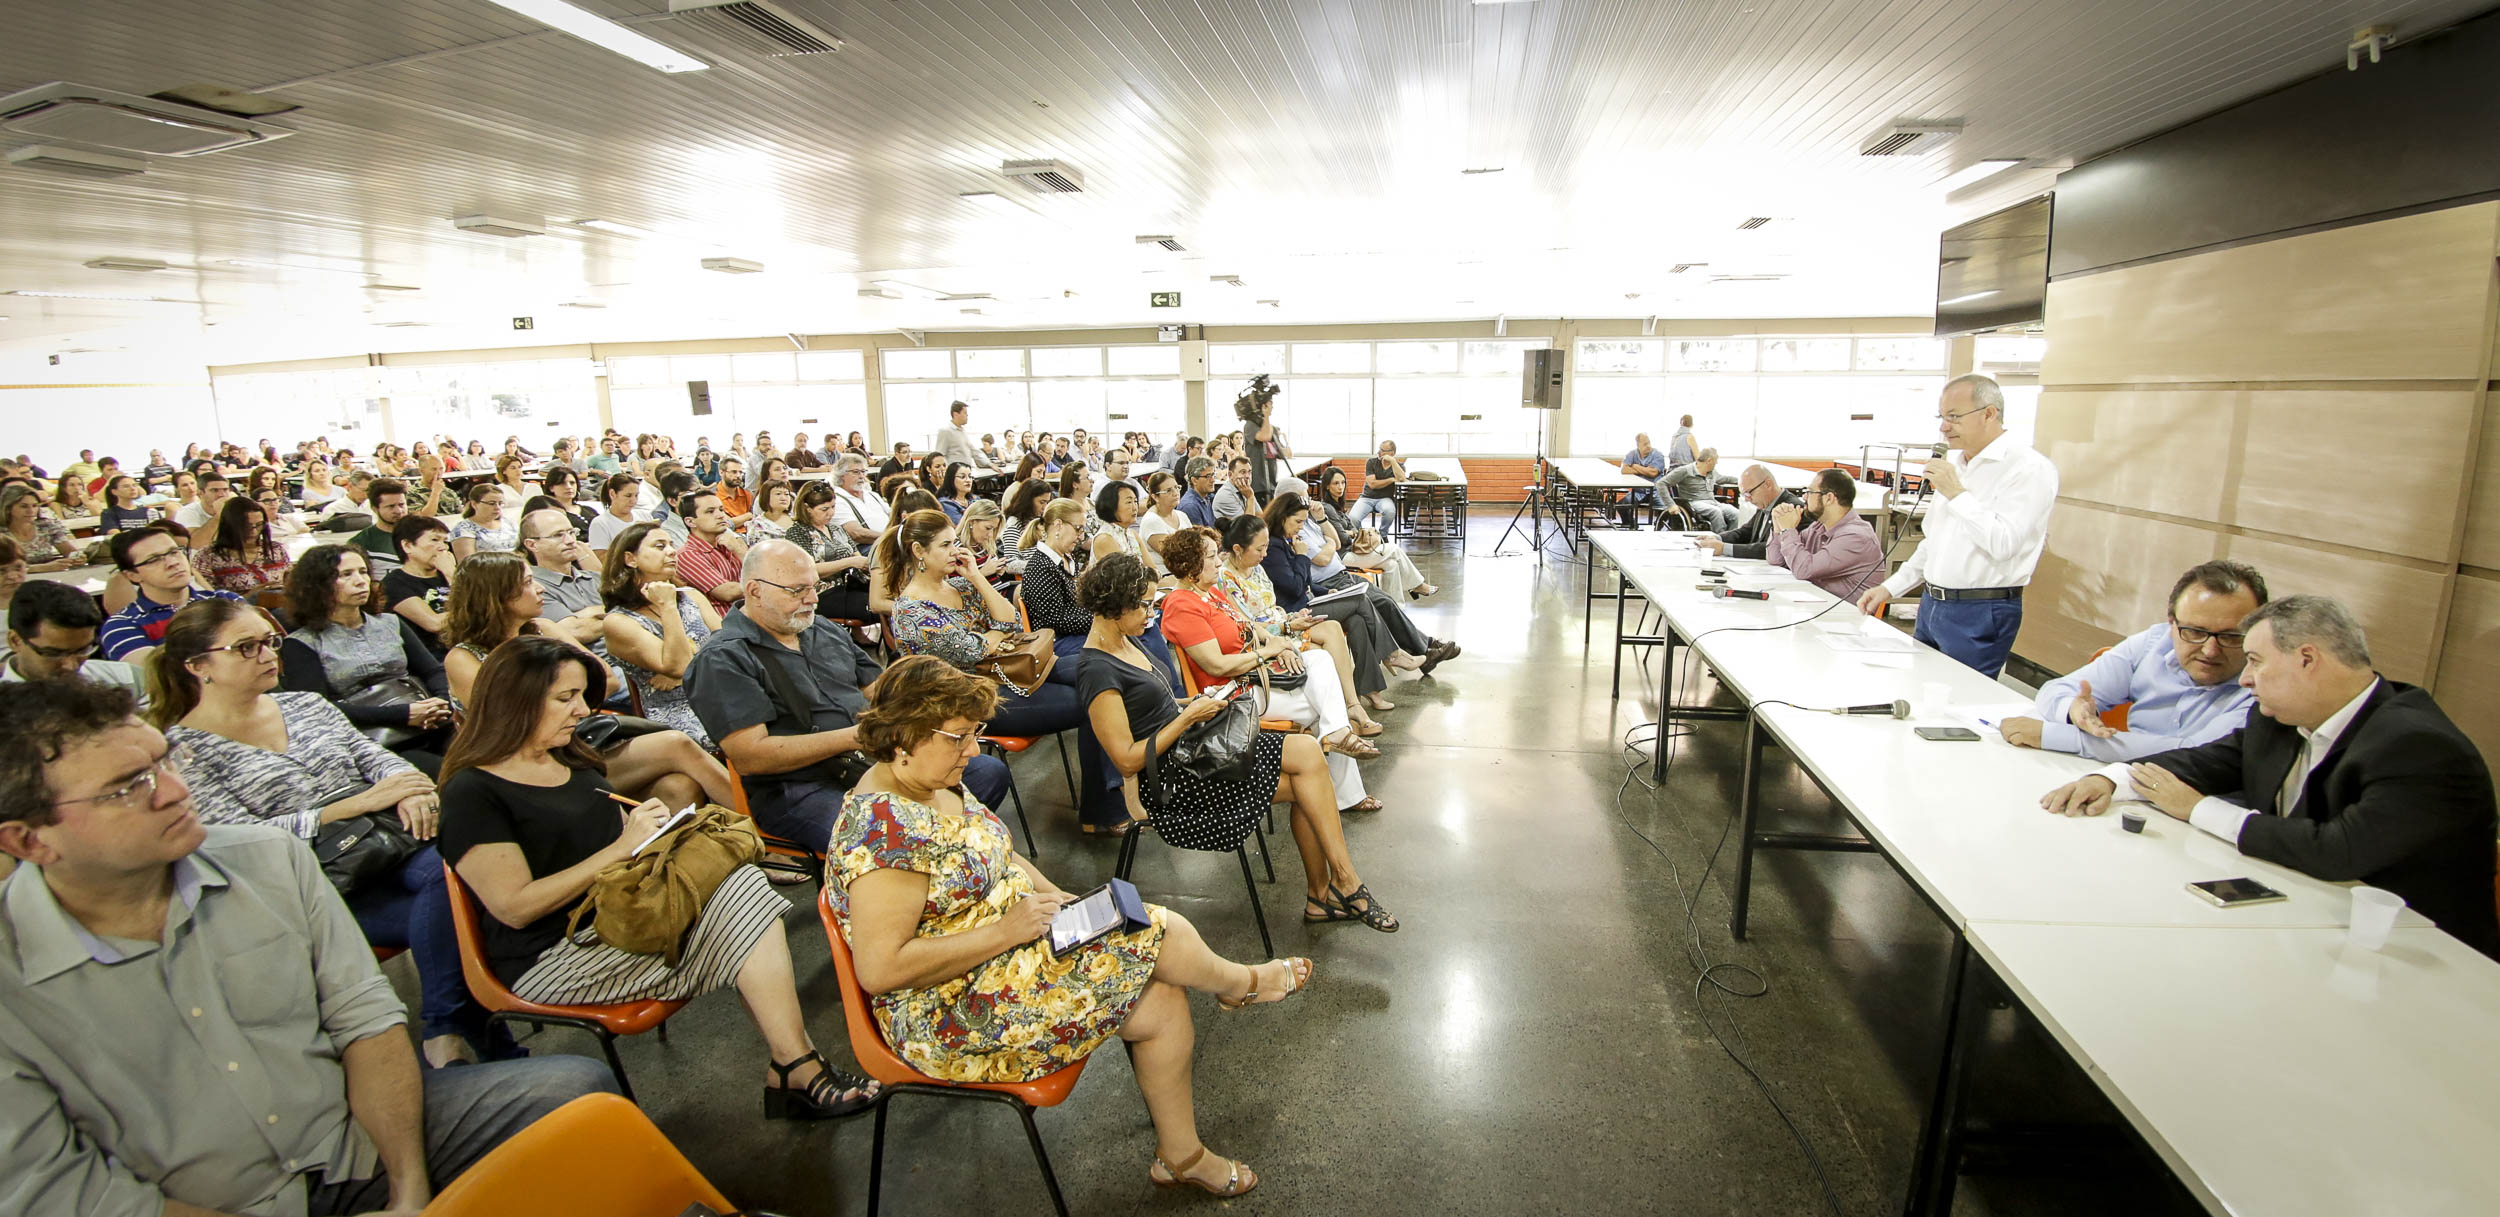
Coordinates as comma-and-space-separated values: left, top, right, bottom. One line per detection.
2001, 560, 2262, 761
1754, 468, 1884, 600
2038, 595, 2499, 959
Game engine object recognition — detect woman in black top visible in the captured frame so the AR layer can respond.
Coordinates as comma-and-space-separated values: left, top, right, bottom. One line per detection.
1076, 554, 1394, 931
435, 638, 880, 1120
381, 515, 456, 656
96, 474, 157, 534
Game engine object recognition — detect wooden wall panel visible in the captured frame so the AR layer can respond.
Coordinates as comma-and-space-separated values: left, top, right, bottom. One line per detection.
2015, 503, 2219, 672
2036, 387, 2479, 562
2042, 202, 2500, 386
2433, 573, 2500, 763
2465, 388, 2500, 570
2212, 535, 2448, 685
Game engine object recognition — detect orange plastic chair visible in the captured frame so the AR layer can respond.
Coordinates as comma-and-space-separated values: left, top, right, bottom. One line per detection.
441, 864, 685, 1101
2086, 645, 2131, 731
718, 751, 828, 883
420, 1093, 734, 1217
815, 888, 1086, 1217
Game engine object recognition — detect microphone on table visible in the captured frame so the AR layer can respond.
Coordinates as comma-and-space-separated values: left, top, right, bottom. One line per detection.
1827, 699, 1912, 719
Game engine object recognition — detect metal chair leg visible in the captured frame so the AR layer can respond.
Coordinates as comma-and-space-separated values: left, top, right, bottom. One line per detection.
866, 1091, 891, 1217
1053, 732, 1078, 805
590, 1028, 635, 1103
1251, 823, 1276, 882
1017, 1103, 1073, 1217
1236, 844, 1275, 956
1115, 823, 1141, 878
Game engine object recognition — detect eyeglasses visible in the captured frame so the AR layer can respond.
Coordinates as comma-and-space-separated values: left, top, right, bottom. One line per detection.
930, 723, 990, 749
1937, 405, 1990, 424
752, 576, 823, 599
54, 744, 188, 810
200, 634, 283, 661
2173, 623, 2248, 650
124, 547, 186, 571
21, 637, 98, 660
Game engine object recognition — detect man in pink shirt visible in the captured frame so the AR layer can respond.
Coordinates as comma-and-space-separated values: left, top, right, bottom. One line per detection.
1765, 468, 1885, 600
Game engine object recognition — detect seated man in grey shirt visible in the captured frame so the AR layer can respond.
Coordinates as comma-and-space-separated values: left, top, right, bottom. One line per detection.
0, 680, 613, 1217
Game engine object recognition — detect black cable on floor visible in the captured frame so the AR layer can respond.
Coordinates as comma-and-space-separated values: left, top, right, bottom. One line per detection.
1611, 648, 1848, 1217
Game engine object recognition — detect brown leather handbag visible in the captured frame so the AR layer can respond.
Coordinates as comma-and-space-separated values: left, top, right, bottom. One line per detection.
975, 629, 1057, 695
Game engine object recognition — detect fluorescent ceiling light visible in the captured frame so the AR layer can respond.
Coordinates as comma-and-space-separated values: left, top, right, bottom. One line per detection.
1936, 158, 2023, 193
1938, 290, 2001, 307
560, 298, 608, 308
700, 256, 763, 274
869, 279, 945, 300
84, 257, 169, 272
571, 218, 654, 238
6, 289, 173, 302
1471, 0, 1538, 5
481, 0, 710, 73
367, 283, 423, 292
220, 258, 379, 277
956, 191, 1022, 214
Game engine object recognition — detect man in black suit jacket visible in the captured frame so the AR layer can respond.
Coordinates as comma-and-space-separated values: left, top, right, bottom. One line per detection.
1696, 463, 1804, 560
2041, 595, 2499, 958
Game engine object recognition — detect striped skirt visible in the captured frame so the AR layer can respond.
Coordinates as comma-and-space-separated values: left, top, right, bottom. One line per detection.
510, 865, 789, 1005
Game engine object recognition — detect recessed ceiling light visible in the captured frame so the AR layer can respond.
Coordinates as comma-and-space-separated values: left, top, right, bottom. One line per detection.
220, 258, 382, 278
571, 218, 654, 238
84, 257, 168, 272
480, 0, 710, 73
870, 279, 945, 300
560, 298, 608, 308
857, 287, 901, 300
4, 144, 145, 178
1460, 167, 1505, 175
452, 214, 545, 239
1936, 158, 2024, 193
5, 289, 174, 302
367, 283, 423, 292
1256, 298, 1281, 307
1136, 235, 1186, 253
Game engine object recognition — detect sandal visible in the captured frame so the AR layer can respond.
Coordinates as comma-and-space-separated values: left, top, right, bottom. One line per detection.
1351, 719, 1386, 738
763, 1051, 880, 1120
1327, 734, 1380, 760
1215, 957, 1313, 1010
1344, 796, 1385, 813
1151, 1146, 1258, 1197
1410, 583, 1438, 599
1303, 883, 1400, 932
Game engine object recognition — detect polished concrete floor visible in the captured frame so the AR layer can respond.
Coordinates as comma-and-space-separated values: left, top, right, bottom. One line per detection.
398, 517, 2205, 1216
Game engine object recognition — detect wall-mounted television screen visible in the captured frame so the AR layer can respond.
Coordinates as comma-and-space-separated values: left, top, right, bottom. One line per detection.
1934, 194, 2052, 337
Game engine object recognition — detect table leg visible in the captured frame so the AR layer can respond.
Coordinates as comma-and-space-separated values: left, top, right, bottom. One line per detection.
1583, 534, 1598, 645
1650, 629, 1678, 783
1903, 933, 1976, 1217
1610, 563, 1629, 699
1730, 713, 1765, 939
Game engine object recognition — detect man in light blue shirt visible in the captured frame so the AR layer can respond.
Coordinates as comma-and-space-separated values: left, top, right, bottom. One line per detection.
2000, 560, 2267, 761
1616, 433, 1666, 525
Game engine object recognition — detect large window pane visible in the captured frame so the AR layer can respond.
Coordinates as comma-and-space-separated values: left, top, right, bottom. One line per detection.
1108, 345, 1180, 376
795, 349, 865, 381
1210, 344, 1285, 376
1106, 381, 1184, 438
954, 348, 1025, 378
1464, 340, 1542, 376
1567, 378, 1668, 454
1457, 378, 1544, 455
1276, 379, 1370, 456
880, 381, 958, 449
881, 348, 952, 379
1669, 339, 1756, 373
605, 356, 670, 388
671, 356, 731, 389
1855, 337, 1945, 371
1375, 341, 1457, 375
1573, 340, 1663, 374
1372, 379, 1459, 454
1664, 379, 1763, 456
731, 352, 795, 383
1289, 343, 1370, 374
608, 385, 691, 439
1029, 346, 1102, 377
1758, 338, 1852, 372
1028, 380, 1103, 436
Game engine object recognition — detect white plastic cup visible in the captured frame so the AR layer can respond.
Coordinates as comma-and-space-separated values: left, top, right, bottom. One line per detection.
2347, 886, 2405, 951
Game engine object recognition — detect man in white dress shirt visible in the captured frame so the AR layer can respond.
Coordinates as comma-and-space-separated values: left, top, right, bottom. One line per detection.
1855, 374, 2058, 677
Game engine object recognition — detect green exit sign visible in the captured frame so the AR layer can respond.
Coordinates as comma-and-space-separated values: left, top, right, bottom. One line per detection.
1149, 291, 1181, 308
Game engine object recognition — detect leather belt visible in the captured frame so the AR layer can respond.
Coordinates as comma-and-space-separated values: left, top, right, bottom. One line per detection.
1924, 586, 2024, 602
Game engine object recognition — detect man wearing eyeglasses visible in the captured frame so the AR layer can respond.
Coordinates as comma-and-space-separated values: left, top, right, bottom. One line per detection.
96, 526, 241, 665
5, 581, 148, 707
688, 541, 1012, 847
1855, 374, 2059, 677
0, 680, 616, 1214
2000, 561, 2264, 760
1694, 464, 1800, 557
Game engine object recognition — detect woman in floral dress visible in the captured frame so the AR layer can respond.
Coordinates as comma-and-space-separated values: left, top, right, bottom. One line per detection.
831, 656, 1308, 1197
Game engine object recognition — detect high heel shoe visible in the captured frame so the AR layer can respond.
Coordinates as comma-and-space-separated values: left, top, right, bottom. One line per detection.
764, 1051, 881, 1120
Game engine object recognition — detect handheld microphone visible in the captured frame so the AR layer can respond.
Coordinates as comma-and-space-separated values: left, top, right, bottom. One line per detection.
1827, 699, 1911, 718
1705, 586, 1770, 600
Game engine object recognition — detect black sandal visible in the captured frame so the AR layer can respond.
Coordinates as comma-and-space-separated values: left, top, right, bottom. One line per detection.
1302, 883, 1400, 933
764, 1050, 881, 1120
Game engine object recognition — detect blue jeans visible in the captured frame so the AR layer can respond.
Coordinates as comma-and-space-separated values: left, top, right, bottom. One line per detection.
1349, 495, 1397, 534
306, 1055, 618, 1212
747, 754, 1013, 851
1914, 593, 2024, 679
348, 845, 471, 1043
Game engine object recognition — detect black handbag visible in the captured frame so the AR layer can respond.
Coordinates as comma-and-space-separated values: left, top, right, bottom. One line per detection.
1148, 675, 1266, 788
574, 713, 674, 754
337, 675, 433, 749
1209, 592, 1307, 691
309, 782, 423, 896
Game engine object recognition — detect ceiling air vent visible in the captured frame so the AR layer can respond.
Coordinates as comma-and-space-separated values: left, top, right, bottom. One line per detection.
1735, 217, 1772, 230
1137, 235, 1186, 253
1860, 119, 1964, 157
0, 82, 292, 156
1002, 159, 1085, 193
666, 0, 842, 56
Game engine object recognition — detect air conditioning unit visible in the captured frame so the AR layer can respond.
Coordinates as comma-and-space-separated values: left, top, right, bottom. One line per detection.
0, 81, 293, 156
5, 144, 145, 178
1860, 119, 1964, 157
701, 257, 764, 274
667, 0, 843, 56
1002, 159, 1085, 193
452, 214, 545, 238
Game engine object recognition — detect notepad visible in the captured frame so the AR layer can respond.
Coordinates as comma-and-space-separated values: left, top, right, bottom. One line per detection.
630, 807, 696, 856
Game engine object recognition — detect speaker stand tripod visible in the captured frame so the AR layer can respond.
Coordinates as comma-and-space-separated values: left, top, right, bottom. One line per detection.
1493, 409, 1573, 562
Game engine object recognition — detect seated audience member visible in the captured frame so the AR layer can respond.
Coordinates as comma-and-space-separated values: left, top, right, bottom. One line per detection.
1212, 455, 1260, 521
350, 478, 412, 575
938, 461, 978, 524
254, 484, 310, 542
1758, 467, 1885, 599
154, 598, 480, 1066
538, 464, 595, 537
956, 497, 1023, 586
519, 507, 610, 646
587, 472, 647, 559
1347, 440, 1407, 534
745, 481, 798, 544
882, 510, 1116, 829
383, 514, 457, 656
2001, 560, 2264, 760
829, 655, 1306, 1197
1089, 479, 1162, 579
2040, 595, 2500, 959
435, 638, 881, 1118
0, 679, 614, 1215
449, 484, 518, 561
653, 471, 698, 544
1014, 451, 1048, 486
876, 441, 914, 484
1264, 493, 1457, 675
5, 580, 148, 705
714, 456, 755, 523
1176, 457, 1221, 528
1216, 514, 1400, 714
53, 449, 98, 486
0, 537, 23, 608
784, 433, 823, 473
1694, 464, 1801, 558
694, 548, 1018, 844
587, 435, 625, 474
601, 523, 721, 747
2, 483, 80, 572
299, 456, 346, 509
1134, 471, 1187, 574
1160, 526, 1383, 774
96, 474, 158, 534
1026, 498, 1177, 697
98, 526, 240, 664
784, 480, 875, 620
279, 545, 456, 766
56, 471, 99, 517
1078, 556, 1398, 928
1055, 462, 1097, 530
176, 472, 236, 545
319, 469, 377, 525
999, 476, 1054, 553
677, 489, 749, 607
1312, 467, 1434, 600
1658, 448, 1738, 531
864, 488, 944, 618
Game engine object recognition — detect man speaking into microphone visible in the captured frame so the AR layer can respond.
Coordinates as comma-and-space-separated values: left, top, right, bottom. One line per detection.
1854, 374, 2058, 678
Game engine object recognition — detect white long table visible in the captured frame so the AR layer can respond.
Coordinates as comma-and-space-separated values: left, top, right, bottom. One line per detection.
1585, 529, 2489, 1215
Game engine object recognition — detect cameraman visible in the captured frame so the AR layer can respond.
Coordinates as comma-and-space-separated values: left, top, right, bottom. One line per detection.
1237, 375, 1293, 502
